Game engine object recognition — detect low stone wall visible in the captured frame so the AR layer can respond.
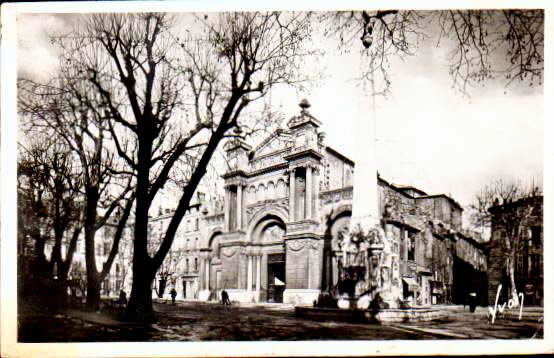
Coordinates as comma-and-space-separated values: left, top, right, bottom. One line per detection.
295, 306, 447, 323
367, 307, 446, 323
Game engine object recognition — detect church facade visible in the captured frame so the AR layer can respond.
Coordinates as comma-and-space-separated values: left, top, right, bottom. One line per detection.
176, 100, 488, 306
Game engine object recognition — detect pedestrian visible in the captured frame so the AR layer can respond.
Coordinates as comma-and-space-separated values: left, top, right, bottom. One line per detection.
170, 288, 177, 305
469, 292, 477, 313
221, 289, 231, 305
119, 290, 127, 305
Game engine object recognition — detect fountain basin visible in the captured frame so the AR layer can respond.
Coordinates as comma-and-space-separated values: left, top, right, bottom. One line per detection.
295, 306, 446, 323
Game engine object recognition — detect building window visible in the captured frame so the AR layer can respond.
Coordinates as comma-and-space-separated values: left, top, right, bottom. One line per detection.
531, 254, 541, 278
531, 226, 541, 247
195, 218, 199, 231
523, 255, 529, 278
116, 264, 120, 277
400, 229, 406, 261
103, 241, 110, 256
407, 231, 415, 261
186, 238, 190, 251
185, 259, 189, 273
194, 257, 198, 272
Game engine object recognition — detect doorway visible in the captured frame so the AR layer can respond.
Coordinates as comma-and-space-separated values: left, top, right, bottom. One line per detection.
267, 253, 286, 303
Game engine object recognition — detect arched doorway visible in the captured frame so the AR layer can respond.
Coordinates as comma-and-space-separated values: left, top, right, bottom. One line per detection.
208, 232, 223, 296
251, 215, 287, 302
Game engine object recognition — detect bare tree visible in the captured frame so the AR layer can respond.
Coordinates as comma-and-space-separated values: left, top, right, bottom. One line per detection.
471, 178, 542, 305
18, 73, 136, 310
17, 136, 83, 285
322, 9, 543, 95
27, 12, 314, 320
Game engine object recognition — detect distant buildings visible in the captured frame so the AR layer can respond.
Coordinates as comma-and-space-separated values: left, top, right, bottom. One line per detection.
486, 196, 543, 306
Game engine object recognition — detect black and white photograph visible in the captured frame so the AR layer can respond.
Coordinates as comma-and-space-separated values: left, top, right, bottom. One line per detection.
1, 1, 552, 356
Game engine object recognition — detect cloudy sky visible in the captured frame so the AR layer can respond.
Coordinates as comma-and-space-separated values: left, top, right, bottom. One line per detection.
16, 10, 543, 210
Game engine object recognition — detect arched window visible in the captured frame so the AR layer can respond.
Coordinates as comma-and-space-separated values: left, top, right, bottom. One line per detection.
257, 183, 266, 202
276, 179, 286, 198
194, 257, 198, 271
248, 186, 256, 204
267, 181, 276, 200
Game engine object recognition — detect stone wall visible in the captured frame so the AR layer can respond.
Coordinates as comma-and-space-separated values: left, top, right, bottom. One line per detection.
285, 240, 310, 289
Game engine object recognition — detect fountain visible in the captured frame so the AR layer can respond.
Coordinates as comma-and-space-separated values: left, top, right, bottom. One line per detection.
296, 99, 443, 323
332, 97, 401, 312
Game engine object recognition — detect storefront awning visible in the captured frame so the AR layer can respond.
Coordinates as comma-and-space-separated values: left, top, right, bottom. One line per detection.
402, 277, 419, 291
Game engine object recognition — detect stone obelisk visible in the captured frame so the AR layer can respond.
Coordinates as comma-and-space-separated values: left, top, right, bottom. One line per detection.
351, 99, 379, 231
336, 97, 399, 310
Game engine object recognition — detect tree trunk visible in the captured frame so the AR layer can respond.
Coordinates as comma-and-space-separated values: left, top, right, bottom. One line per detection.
86, 274, 101, 311
126, 267, 155, 321
158, 279, 167, 298
84, 188, 101, 311
127, 129, 154, 319
507, 254, 520, 306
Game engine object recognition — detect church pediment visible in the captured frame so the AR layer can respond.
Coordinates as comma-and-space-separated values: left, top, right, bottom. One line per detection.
251, 129, 294, 159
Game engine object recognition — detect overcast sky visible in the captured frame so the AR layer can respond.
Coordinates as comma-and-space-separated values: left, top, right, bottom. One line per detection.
16, 11, 543, 210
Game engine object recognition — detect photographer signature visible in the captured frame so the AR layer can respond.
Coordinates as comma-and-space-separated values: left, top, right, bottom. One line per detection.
488, 284, 524, 324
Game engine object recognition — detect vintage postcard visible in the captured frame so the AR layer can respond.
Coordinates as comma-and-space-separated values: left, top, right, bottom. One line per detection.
1, 0, 552, 356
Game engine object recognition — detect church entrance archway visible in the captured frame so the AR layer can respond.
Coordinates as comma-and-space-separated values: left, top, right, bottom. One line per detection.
251, 215, 287, 303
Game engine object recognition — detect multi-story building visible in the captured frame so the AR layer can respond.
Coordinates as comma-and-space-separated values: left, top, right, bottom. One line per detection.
486, 196, 543, 306
159, 99, 487, 306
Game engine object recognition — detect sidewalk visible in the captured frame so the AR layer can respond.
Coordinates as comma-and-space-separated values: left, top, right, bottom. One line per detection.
154, 297, 295, 311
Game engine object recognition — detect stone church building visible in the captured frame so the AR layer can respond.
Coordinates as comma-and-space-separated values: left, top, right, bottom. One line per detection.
173, 100, 488, 306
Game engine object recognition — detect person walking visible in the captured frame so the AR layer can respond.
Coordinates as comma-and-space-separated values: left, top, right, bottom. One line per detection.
469, 292, 477, 313
170, 288, 177, 305
221, 289, 231, 305
119, 290, 128, 306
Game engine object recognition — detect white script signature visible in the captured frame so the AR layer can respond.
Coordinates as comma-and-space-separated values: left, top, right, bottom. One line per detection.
488, 284, 524, 324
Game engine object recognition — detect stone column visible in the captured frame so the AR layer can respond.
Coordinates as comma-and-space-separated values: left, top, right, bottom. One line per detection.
198, 257, 205, 291
205, 258, 210, 290
261, 253, 268, 301
314, 167, 320, 221
256, 255, 261, 293
247, 254, 253, 292
306, 165, 313, 219
289, 169, 296, 222
332, 255, 339, 287
224, 188, 230, 231
237, 184, 243, 230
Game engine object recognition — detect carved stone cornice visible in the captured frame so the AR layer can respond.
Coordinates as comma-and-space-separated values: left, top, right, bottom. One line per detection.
284, 149, 323, 163
222, 170, 249, 180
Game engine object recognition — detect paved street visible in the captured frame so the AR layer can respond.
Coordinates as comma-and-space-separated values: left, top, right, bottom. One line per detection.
18, 300, 543, 342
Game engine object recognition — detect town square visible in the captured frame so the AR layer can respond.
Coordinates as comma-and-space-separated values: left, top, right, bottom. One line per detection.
1, 3, 549, 357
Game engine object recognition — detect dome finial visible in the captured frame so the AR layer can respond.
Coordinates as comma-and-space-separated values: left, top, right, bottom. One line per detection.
299, 98, 311, 111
